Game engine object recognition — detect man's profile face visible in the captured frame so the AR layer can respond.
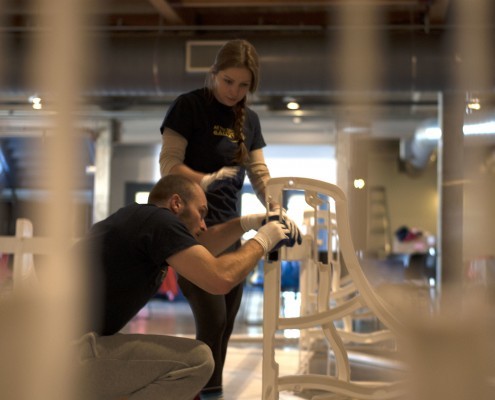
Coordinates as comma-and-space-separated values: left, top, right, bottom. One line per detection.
178, 185, 208, 238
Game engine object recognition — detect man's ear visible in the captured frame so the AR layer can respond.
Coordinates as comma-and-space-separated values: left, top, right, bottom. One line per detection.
170, 194, 182, 214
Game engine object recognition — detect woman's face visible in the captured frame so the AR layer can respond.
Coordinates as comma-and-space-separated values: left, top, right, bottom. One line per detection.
212, 67, 252, 107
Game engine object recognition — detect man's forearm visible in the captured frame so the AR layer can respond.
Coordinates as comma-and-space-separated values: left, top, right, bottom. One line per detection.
213, 239, 265, 293
169, 219, 287, 295
197, 218, 245, 256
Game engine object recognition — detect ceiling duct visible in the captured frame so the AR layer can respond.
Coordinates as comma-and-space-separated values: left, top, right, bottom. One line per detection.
400, 117, 495, 172
3, 32, 495, 100
400, 118, 439, 171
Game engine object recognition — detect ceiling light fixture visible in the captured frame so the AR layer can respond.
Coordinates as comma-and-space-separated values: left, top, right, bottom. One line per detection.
353, 178, 365, 189
29, 95, 42, 110
417, 121, 495, 141
466, 98, 481, 112
286, 101, 300, 110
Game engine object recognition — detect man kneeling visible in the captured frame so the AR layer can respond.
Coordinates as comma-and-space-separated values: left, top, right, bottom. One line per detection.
75, 174, 300, 400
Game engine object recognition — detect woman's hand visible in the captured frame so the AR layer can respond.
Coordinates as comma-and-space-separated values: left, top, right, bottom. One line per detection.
200, 166, 240, 191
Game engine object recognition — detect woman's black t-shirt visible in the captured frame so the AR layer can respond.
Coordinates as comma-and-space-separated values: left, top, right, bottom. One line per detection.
160, 88, 266, 225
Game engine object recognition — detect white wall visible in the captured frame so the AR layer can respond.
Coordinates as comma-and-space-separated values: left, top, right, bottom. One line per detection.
264, 144, 336, 184
366, 139, 495, 263
463, 147, 495, 262
369, 151, 438, 237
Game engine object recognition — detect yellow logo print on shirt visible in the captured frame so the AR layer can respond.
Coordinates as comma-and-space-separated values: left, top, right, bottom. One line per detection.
213, 125, 238, 142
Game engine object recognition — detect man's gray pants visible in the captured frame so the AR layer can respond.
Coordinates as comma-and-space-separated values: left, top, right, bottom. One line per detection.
77, 332, 214, 400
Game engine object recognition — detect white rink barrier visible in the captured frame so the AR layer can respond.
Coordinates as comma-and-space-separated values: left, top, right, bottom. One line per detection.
0, 219, 53, 291
262, 177, 405, 400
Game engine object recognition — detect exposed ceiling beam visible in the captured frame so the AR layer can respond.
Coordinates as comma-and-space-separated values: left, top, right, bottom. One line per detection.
148, 0, 184, 24
177, 0, 422, 7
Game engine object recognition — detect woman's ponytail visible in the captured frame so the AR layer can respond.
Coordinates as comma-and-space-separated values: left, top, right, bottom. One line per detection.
233, 99, 249, 165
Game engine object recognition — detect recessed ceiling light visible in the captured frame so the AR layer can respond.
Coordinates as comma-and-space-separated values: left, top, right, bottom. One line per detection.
466, 101, 481, 111
29, 95, 42, 110
287, 101, 300, 110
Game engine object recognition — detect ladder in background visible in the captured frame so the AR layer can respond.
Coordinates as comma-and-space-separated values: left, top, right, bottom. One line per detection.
367, 186, 392, 258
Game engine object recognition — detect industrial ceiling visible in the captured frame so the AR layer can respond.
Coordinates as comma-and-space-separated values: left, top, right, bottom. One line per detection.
1, 0, 494, 194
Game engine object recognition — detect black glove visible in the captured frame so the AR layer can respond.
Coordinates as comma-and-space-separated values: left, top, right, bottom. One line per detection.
265, 210, 302, 247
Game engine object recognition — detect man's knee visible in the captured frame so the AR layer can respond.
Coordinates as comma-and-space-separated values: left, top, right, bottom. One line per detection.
196, 341, 215, 377
185, 340, 214, 391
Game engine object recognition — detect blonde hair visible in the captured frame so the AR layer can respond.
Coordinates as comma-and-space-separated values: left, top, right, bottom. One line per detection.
206, 39, 260, 165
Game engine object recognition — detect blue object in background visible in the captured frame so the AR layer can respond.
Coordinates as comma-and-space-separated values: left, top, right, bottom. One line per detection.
249, 260, 300, 292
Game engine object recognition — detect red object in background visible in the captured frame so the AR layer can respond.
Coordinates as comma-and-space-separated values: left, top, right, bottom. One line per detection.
0, 253, 12, 283
157, 267, 179, 301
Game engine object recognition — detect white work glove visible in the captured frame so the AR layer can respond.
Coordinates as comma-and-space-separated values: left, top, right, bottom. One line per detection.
241, 209, 302, 247
240, 211, 278, 232
200, 166, 240, 191
251, 220, 290, 254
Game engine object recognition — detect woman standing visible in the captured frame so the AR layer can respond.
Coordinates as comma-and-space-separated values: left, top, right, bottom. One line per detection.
159, 39, 298, 399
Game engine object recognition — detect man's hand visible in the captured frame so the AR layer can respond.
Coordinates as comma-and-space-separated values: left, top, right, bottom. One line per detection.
242, 210, 302, 247
251, 220, 290, 253
200, 166, 240, 191
240, 211, 278, 232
